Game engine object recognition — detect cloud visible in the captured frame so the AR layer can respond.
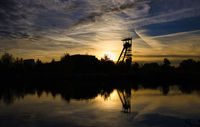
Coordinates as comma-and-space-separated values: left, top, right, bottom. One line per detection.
136, 30, 200, 55
0, 0, 200, 61
131, 8, 200, 28
149, 0, 200, 16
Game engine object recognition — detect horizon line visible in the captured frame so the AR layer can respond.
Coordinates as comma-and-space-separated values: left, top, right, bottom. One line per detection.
132, 55, 200, 58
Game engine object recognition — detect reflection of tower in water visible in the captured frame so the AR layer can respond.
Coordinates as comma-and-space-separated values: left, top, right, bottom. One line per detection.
117, 88, 131, 113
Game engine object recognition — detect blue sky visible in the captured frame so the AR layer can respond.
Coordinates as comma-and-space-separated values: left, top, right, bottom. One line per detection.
0, 0, 200, 61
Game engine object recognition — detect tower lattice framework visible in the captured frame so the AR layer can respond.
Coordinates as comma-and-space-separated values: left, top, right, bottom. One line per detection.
117, 38, 132, 64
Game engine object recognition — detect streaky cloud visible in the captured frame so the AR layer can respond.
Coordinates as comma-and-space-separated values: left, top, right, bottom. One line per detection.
0, 0, 199, 61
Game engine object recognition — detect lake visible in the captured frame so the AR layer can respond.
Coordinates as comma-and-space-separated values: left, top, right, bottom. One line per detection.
0, 85, 200, 127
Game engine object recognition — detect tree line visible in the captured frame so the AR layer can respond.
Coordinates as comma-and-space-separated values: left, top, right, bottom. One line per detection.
0, 52, 200, 83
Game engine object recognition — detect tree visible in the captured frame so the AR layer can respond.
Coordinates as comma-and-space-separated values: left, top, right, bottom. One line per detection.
179, 59, 196, 71
132, 62, 140, 70
36, 59, 42, 65
101, 54, 110, 62
0, 53, 14, 65
60, 53, 70, 63
163, 58, 171, 67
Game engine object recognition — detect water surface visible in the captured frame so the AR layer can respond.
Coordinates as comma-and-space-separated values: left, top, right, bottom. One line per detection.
0, 86, 200, 127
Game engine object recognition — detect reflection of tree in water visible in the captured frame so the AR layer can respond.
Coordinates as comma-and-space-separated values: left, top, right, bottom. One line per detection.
117, 87, 131, 113
160, 85, 170, 95
0, 80, 200, 111
0, 88, 25, 105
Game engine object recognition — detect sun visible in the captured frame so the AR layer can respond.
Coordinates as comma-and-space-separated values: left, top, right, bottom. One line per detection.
104, 51, 117, 61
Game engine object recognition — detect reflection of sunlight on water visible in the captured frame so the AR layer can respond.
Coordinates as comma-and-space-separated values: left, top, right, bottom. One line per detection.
95, 90, 121, 110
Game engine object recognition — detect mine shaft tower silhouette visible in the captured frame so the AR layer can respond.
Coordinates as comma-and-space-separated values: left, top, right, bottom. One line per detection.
116, 37, 132, 113
117, 37, 132, 64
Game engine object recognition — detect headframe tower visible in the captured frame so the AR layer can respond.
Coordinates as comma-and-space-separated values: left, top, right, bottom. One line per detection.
117, 38, 132, 64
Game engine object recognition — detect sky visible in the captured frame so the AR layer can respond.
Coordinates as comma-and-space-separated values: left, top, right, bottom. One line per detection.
0, 0, 200, 62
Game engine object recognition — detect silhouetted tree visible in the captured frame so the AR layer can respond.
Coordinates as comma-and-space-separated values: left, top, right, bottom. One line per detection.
100, 55, 115, 73
51, 59, 55, 63
132, 62, 139, 69
163, 58, 171, 67
161, 58, 172, 77
179, 59, 196, 70
36, 59, 42, 65
60, 53, 70, 63
0, 53, 14, 65
101, 54, 110, 62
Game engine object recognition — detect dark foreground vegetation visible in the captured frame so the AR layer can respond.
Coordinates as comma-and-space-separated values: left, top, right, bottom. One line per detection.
0, 52, 200, 83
